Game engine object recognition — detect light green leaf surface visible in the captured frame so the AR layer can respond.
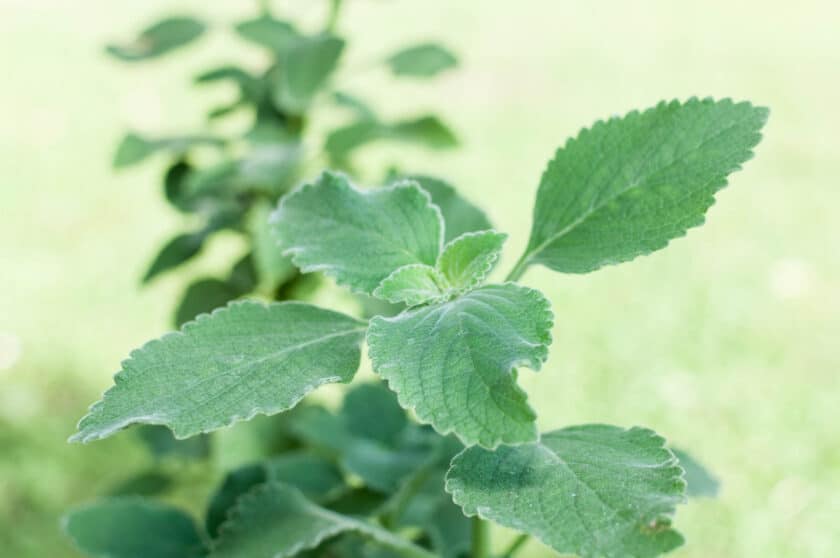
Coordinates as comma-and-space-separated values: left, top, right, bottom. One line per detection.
516, 98, 768, 276
274, 35, 345, 114
106, 17, 205, 62
373, 264, 447, 307
367, 283, 553, 448
400, 175, 493, 242
387, 43, 458, 78
671, 447, 720, 498
71, 301, 366, 443
210, 483, 435, 558
445, 424, 687, 558
234, 15, 299, 52
437, 230, 507, 291
272, 172, 443, 294
63, 498, 205, 558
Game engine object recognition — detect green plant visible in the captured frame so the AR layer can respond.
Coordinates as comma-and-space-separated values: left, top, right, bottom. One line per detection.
66, 94, 766, 557
110, 3, 460, 326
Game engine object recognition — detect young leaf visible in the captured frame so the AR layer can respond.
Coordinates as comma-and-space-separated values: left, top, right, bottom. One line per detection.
671, 447, 720, 498
399, 175, 493, 242
272, 172, 443, 294
367, 283, 553, 448
515, 98, 768, 276
142, 232, 205, 283
210, 483, 436, 558
387, 43, 458, 78
63, 498, 205, 558
373, 264, 447, 307
437, 230, 507, 291
274, 35, 345, 114
446, 425, 687, 558
70, 301, 366, 443
390, 116, 458, 149
106, 17, 205, 62
235, 15, 299, 53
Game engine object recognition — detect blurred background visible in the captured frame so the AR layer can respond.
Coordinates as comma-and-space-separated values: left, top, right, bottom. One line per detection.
1, 1, 838, 556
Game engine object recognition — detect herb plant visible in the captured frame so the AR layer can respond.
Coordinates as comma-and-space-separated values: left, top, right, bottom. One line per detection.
65, 92, 767, 557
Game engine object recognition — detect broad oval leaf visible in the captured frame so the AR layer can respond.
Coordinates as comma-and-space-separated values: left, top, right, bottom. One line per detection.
71, 301, 366, 443
106, 17, 205, 62
519, 98, 768, 276
274, 35, 345, 114
63, 498, 205, 558
445, 425, 688, 558
210, 483, 435, 558
272, 172, 443, 294
387, 43, 458, 78
437, 230, 506, 291
367, 283, 553, 448
373, 264, 447, 307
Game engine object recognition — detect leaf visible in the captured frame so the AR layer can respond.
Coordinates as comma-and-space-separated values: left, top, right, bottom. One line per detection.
163, 160, 194, 212
107, 471, 173, 497
399, 175, 492, 242
340, 382, 408, 447
235, 15, 300, 52
518, 98, 769, 275
671, 447, 720, 498
326, 116, 458, 164
106, 17, 205, 62
135, 424, 211, 460
333, 91, 376, 120
373, 264, 447, 307
206, 464, 267, 539
265, 451, 345, 502
272, 172, 443, 294
445, 425, 688, 558
70, 300, 366, 443
326, 120, 384, 163
209, 483, 435, 558
174, 278, 241, 327
249, 202, 297, 289
142, 232, 205, 283
195, 65, 262, 103
274, 35, 345, 114
387, 43, 458, 78
390, 116, 458, 149
63, 498, 205, 558
367, 283, 553, 448
437, 230, 506, 291
113, 132, 224, 168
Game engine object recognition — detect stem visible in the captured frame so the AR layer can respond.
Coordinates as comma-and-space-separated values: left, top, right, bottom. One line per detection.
257, 0, 270, 14
501, 534, 530, 558
504, 252, 530, 282
471, 517, 490, 558
325, 0, 342, 32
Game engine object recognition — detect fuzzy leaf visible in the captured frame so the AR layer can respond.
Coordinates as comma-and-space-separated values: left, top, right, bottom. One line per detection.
387, 43, 458, 78
446, 425, 687, 558
520, 98, 768, 275
671, 448, 720, 498
437, 230, 506, 291
210, 483, 435, 558
274, 35, 345, 114
401, 175, 493, 242
63, 498, 205, 558
373, 264, 447, 307
71, 301, 366, 443
367, 283, 552, 448
106, 17, 205, 62
272, 172, 442, 294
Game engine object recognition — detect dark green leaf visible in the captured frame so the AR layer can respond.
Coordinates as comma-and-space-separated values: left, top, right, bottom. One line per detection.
387, 43, 458, 78
163, 160, 194, 211
266, 451, 345, 502
135, 424, 211, 460
206, 464, 267, 539
63, 498, 205, 558
398, 175, 492, 242
142, 232, 205, 283
107, 471, 173, 497
106, 17, 205, 62
340, 383, 408, 447
174, 278, 241, 327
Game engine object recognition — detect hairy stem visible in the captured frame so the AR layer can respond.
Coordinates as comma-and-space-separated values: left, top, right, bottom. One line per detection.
501, 534, 530, 557
471, 517, 490, 558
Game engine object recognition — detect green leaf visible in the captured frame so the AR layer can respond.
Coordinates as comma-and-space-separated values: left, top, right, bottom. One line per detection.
113, 132, 224, 168
326, 116, 458, 164
517, 98, 769, 276
326, 120, 383, 163
235, 15, 299, 52
249, 202, 297, 290
445, 425, 688, 558
399, 175, 492, 242
373, 264, 447, 307
387, 43, 458, 78
266, 451, 345, 502
135, 424, 211, 460
142, 232, 205, 283
63, 498, 205, 558
437, 230, 506, 291
333, 91, 376, 120
671, 447, 720, 498
206, 464, 267, 539
71, 301, 366, 443
390, 116, 458, 149
340, 382, 408, 447
274, 35, 345, 114
106, 17, 205, 62
272, 172, 443, 294
107, 471, 173, 497
163, 160, 194, 212
210, 483, 435, 558
367, 283, 553, 448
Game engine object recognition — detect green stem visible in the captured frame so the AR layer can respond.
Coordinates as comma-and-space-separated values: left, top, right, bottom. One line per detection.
257, 0, 271, 14
504, 252, 530, 282
500, 534, 530, 558
325, 0, 342, 32
471, 517, 490, 558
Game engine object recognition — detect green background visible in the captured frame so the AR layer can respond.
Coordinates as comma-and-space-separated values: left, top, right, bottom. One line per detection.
1, 1, 838, 556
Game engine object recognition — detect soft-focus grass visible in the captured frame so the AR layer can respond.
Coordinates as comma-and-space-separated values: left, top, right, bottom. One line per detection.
1, 1, 838, 557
